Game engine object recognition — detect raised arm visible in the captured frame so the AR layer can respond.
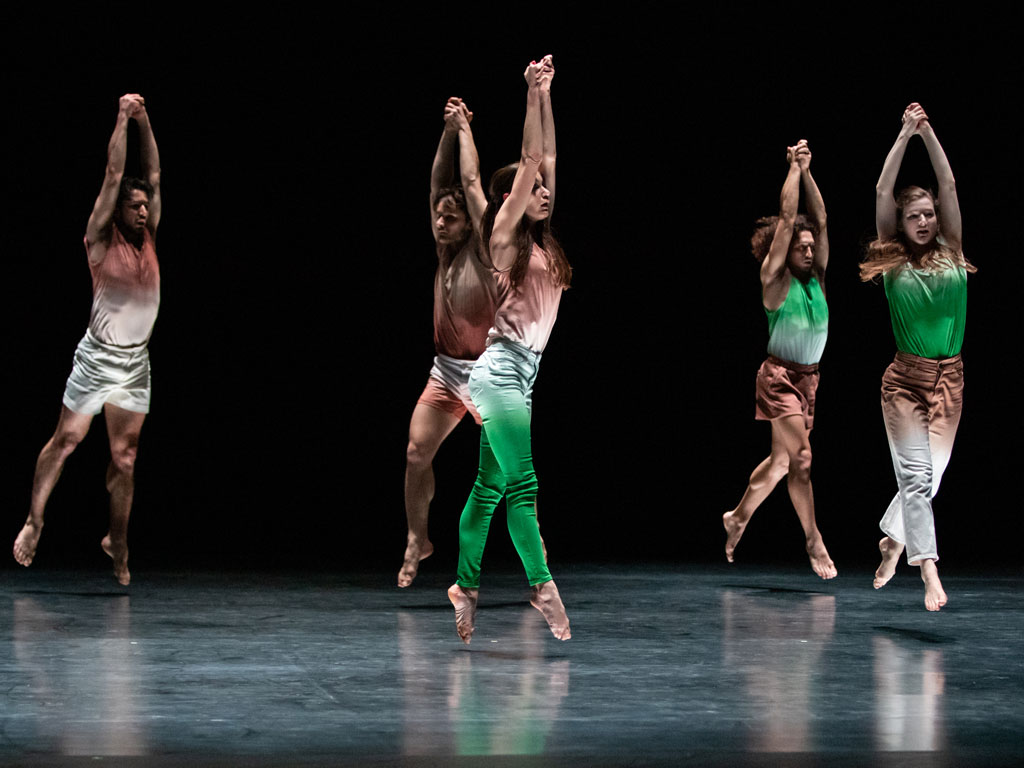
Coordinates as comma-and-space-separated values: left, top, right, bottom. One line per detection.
537, 56, 556, 217
134, 99, 161, 235
490, 60, 546, 272
453, 100, 487, 233
760, 143, 803, 292
875, 103, 926, 239
799, 145, 828, 275
429, 98, 460, 241
86, 94, 141, 250
918, 117, 962, 250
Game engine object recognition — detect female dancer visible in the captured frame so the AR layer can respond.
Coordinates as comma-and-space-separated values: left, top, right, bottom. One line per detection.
447, 55, 571, 643
722, 140, 837, 580
864, 103, 972, 612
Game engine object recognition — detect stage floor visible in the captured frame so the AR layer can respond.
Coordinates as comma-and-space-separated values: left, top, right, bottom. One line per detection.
2, 563, 1021, 767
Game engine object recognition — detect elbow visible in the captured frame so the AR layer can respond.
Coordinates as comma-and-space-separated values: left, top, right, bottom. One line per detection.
521, 148, 543, 167
148, 168, 162, 188
103, 166, 124, 189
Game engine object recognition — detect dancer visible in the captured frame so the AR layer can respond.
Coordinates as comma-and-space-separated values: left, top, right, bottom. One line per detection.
723, 140, 837, 580
399, 97, 496, 587
13, 94, 162, 585
864, 103, 972, 611
448, 55, 571, 643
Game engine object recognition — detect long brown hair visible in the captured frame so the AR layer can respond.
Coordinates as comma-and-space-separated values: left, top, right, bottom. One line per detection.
480, 164, 571, 291
860, 187, 975, 281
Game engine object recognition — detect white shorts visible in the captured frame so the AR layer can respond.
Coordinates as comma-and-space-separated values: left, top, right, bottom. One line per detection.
62, 331, 151, 415
417, 353, 481, 424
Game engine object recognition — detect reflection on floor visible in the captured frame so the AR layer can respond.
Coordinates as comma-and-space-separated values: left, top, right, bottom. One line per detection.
2, 564, 1021, 767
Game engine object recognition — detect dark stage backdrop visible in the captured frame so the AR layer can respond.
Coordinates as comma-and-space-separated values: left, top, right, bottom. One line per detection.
3, 10, 1021, 576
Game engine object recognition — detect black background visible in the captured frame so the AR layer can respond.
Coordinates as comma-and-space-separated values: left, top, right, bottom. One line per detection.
3, 8, 1021, 577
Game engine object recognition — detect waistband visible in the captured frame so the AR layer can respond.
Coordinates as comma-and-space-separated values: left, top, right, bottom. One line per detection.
894, 351, 962, 370
436, 352, 479, 366
485, 337, 542, 363
85, 329, 149, 354
767, 355, 819, 374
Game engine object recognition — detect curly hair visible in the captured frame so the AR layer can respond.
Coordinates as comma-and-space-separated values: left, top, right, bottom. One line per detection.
860, 187, 975, 281
750, 214, 818, 264
480, 164, 571, 291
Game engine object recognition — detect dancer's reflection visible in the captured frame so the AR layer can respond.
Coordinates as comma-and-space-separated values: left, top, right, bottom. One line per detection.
13, 596, 146, 755
872, 636, 947, 751
396, 608, 568, 756
721, 590, 836, 751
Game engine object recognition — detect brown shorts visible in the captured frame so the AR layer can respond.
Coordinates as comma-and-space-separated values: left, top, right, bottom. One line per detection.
755, 356, 820, 431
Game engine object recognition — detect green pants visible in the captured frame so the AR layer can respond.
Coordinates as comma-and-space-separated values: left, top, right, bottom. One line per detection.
456, 340, 552, 588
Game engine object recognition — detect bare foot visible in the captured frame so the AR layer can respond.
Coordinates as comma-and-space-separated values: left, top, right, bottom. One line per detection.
530, 580, 571, 641
101, 535, 130, 586
722, 510, 747, 563
398, 537, 433, 588
920, 560, 947, 612
447, 584, 478, 644
13, 521, 43, 566
873, 536, 904, 589
806, 537, 837, 580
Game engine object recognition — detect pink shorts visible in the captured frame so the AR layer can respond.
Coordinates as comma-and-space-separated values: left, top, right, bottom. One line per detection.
755, 356, 820, 431
415, 354, 482, 425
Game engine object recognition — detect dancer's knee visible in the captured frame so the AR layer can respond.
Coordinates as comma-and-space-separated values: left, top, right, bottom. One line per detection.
788, 446, 812, 482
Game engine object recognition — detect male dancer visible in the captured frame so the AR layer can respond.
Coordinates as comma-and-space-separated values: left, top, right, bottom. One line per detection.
13, 93, 162, 586
399, 98, 496, 587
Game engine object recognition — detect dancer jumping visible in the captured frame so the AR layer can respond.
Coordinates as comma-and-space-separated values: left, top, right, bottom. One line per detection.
399, 97, 496, 587
13, 94, 162, 585
723, 140, 837, 580
864, 103, 972, 611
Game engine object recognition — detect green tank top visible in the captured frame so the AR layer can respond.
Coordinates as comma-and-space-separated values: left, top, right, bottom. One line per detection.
765, 276, 828, 365
883, 263, 967, 359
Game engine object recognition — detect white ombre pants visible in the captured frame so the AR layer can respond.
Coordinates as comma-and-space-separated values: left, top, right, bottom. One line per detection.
879, 352, 964, 564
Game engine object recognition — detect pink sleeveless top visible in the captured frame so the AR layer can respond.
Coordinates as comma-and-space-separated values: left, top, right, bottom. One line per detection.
86, 226, 161, 346
488, 243, 562, 354
433, 241, 498, 360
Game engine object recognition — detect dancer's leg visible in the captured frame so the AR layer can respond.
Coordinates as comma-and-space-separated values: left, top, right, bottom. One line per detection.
13, 406, 94, 567
103, 404, 145, 586
773, 415, 836, 579
448, 430, 505, 644
455, 430, 507, 589
723, 425, 790, 562
467, 344, 568, 639
400, 403, 461, 587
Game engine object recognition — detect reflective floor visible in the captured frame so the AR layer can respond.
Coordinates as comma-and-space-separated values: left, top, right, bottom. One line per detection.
2, 564, 1022, 767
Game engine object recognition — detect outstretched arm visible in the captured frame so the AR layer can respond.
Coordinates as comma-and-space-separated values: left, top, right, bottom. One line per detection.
490, 59, 546, 272
875, 103, 925, 239
453, 100, 487, 233
429, 98, 460, 242
918, 117, 962, 250
537, 56, 556, 217
86, 94, 141, 251
799, 145, 828, 275
134, 100, 161, 235
760, 142, 803, 291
